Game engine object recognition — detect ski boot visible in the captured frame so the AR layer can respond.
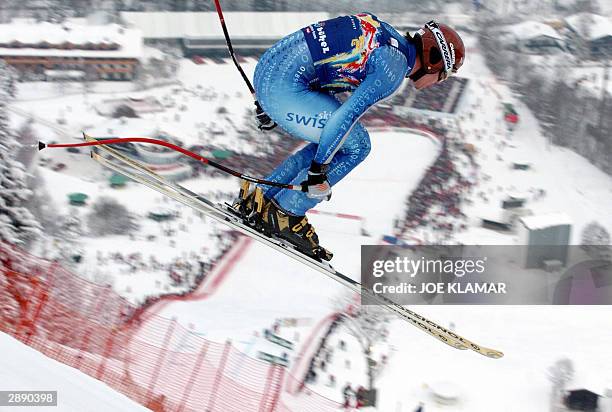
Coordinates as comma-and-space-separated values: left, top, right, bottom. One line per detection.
260, 200, 333, 261
230, 180, 268, 228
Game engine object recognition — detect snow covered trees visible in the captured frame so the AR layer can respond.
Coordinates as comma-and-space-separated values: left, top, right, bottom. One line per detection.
55, 211, 84, 267
86, 197, 139, 236
581, 221, 611, 258
581, 221, 611, 248
15, 119, 37, 170
347, 305, 391, 390
46, 1, 72, 24
548, 358, 575, 412
477, 15, 612, 175
549, 357, 575, 389
0, 60, 17, 98
335, 291, 391, 391
0, 59, 16, 104
0, 60, 42, 245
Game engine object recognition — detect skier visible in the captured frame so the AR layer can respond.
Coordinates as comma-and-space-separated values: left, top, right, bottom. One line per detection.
233, 13, 465, 260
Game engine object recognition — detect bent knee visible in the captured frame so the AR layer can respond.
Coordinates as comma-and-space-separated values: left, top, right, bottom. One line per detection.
342, 124, 371, 163
359, 128, 372, 160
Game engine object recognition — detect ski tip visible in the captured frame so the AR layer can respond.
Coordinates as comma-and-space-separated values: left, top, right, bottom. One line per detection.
38, 141, 46, 151
487, 350, 504, 359
470, 344, 504, 359
475, 346, 504, 359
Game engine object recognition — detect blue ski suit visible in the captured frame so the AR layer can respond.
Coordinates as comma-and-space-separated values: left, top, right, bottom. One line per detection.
253, 13, 416, 216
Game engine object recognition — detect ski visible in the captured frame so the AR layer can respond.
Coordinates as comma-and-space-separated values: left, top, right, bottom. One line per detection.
84, 134, 503, 359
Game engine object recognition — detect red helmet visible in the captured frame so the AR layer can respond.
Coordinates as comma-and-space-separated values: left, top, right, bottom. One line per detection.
414, 20, 465, 81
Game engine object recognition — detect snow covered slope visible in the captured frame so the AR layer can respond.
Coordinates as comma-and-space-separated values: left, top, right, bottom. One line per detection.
0, 333, 150, 412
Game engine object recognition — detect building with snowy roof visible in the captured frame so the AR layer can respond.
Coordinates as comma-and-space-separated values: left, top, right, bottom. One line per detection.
564, 388, 601, 411
500, 21, 565, 54
564, 13, 612, 57
0, 19, 142, 80
563, 381, 612, 411
518, 212, 572, 269
120, 11, 329, 57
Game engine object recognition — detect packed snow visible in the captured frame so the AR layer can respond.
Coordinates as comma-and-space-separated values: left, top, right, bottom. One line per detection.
0, 333, 150, 412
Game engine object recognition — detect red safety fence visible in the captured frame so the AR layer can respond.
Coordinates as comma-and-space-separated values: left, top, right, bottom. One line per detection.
0, 241, 341, 411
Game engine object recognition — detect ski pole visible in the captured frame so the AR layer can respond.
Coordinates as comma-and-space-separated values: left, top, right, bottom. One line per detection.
213, 0, 255, 96
213, 0, 274, 128
38, 135, 304, 191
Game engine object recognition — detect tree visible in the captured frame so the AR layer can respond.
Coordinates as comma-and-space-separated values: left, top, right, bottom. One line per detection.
15, 119, 37, 170
170, 0, 188, 11
191, 0, 211, 11
252, 0, 275, 11
54, 75, 68, 96
573, 12, 594, 60
349, 305, 391, 390
581, 221, 610, 246
113, 0, 126, 13
81, 64, 97, 100
548, 357, 574, 388
165, 55, 180, 79
133, 63, 150, 91
548, 358, 574, 411
0, 59, 17, 98
581, 221, 611, 258
87, 196, 139, 236
571, 0, 601, 14
25, 172, 59, 237
0, 60, 42, 245
335, 291, 391, 391
55, 211, 84, 267
46, 1, 72, 24
543, 78, 576, 147
112, 104, 138, 118
476, 18, 519, 82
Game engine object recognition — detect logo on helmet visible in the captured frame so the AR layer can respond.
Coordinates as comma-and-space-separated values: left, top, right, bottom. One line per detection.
435, 30, 454, 72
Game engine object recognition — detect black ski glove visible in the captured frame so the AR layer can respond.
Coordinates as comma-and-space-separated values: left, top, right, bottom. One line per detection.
254, 101, 277, 131
301, 162, 331, 200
